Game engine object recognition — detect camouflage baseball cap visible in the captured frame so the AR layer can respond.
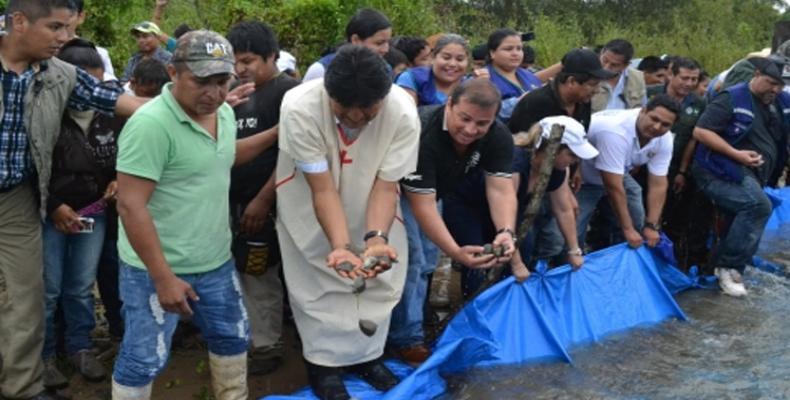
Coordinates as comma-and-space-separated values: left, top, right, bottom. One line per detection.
172, 30, 235, 78
131, 21, 163, 36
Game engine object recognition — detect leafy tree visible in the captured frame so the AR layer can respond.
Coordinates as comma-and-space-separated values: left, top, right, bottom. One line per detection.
0, 0, 780, 75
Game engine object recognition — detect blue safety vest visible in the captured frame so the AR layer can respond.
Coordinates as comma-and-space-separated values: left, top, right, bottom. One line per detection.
409, 66, 442, 106
695, 82, 790, 184
486, 64, 541, 100
317, 53, 336, 69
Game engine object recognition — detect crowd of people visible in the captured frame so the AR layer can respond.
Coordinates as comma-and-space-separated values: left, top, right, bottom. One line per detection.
0, 1, 788, 400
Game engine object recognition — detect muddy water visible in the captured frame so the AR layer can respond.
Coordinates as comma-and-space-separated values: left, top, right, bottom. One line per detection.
445, 226, 790, 400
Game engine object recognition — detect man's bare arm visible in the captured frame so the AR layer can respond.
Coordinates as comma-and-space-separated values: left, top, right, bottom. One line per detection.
484, 175, 518, 260
115, 94, 149, 118
406, 191, 493, 268
116, 172, 198, 315
694, 127, 763, 167
302, 170, 366, 278
601, 171, 642, 247
235, 126, 278, 166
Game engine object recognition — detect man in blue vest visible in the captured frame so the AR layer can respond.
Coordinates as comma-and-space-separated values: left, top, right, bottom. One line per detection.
692, 57, 789, 297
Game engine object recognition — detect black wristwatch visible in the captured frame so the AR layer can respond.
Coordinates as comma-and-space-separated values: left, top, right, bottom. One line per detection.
363, 230, 389, 244
644, 222, 661, 232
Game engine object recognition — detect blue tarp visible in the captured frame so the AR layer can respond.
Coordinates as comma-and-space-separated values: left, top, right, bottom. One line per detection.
264, 245, 689, 400
765, 187, 790, 230
264, 187, 790, 400
753, 187, 790, 275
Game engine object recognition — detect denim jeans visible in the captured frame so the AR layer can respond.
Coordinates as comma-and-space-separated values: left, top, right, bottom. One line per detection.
112, 259, 249, 387
442, 192, 496, 299
575, 174, 645, 249
523, 197, 565, 262
388, 197, 440, 348
693, 165, 772, 272
444, 192, 565, 298
42, 213, 107, 359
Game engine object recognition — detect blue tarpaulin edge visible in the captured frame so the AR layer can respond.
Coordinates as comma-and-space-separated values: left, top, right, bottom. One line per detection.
263, 187, 790, 400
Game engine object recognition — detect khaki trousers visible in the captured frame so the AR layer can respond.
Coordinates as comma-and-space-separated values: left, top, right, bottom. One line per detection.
240, 264, 283, 353
0, 182, 45, 398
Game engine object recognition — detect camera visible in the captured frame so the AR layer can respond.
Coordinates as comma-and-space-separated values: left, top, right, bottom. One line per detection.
76, 217, 95, 234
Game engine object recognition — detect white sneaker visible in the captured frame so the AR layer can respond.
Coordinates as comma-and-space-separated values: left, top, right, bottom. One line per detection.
715, 267, 748, 297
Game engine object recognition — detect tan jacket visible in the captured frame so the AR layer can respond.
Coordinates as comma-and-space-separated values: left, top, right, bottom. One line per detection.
592, 67, 646, 113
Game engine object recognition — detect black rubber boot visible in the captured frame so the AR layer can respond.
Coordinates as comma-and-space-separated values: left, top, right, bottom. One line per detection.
305, 360, 351, 400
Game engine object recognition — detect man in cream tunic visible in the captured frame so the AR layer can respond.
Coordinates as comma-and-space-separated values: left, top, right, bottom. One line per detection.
275, 45, 419, 399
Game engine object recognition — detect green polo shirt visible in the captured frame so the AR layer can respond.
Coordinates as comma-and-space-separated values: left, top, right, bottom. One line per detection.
646, 84, 706, 173
117, 83, 236, 275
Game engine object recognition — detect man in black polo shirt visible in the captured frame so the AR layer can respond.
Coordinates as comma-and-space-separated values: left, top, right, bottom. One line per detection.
389, 79, 517, 364
510, 48, 615, 134
227, 21, 298, 375
507, 48, 614, 265
692, 58, 789, 297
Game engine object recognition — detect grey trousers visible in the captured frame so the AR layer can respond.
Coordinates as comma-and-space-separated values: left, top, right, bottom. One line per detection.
240, 263, 284, 356
0, 182, 45, 398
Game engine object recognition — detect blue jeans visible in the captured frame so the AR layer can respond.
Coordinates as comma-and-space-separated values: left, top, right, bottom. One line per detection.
523, 197, 565, 262
388, 197, 440, 348
42, 213, 106, 359
444, 192, 564, 298
693, 165, 772, 272
442, 191, 496, 299
575, 174, 645, 249
113, 260, 249, 387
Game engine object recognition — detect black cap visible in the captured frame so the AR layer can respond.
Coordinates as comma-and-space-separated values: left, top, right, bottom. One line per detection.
751, 57, 784, 84
562, 48, 617, 80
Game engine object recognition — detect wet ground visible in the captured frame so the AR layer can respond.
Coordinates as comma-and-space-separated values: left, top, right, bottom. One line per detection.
445, 226, 790, 400
60, 229, 789, 399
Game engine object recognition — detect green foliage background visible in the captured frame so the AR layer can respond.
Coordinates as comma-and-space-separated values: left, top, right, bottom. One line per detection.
1, 0, 783, 74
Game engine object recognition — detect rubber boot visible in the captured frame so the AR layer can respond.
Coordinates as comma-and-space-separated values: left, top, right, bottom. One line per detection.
111, 378, 152, 400
209, 352, 249, 400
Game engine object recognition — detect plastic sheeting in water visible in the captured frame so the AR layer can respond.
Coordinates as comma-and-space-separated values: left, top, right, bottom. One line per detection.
765, 187, 790, 230
263, 187, 790, 400
263, 245, 689, 400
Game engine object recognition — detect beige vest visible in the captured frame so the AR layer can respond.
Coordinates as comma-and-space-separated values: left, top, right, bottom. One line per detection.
0, 53, 78, 218
592, 67, 646, 113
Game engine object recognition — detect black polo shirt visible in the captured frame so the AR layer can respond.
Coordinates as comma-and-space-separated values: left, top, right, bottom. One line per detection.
508, 80, 592, 134
401, 104, 514, 200
230, 74, 299, 203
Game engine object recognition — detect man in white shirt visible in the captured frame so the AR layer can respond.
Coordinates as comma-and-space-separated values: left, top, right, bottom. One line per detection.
577, 95, 680, 249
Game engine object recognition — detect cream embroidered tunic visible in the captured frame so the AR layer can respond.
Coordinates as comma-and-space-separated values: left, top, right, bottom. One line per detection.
275, 79, 420, 366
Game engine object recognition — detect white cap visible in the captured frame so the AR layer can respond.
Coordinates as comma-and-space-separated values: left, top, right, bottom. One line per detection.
537, 116, 599, 160
277, 50, 297, 73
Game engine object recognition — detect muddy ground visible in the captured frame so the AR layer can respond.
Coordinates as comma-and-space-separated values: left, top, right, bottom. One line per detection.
57, 323, 308, 399
59, 260, 458, 400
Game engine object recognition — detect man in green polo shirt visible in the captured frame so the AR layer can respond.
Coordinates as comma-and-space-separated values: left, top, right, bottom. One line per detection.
646, 56, 708, 270
112, 30, 277, 400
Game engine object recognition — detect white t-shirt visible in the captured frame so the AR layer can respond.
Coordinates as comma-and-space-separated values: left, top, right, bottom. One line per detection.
581, 108, 674, 186
96, 46, 116, 81
302, 61, 325, 82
